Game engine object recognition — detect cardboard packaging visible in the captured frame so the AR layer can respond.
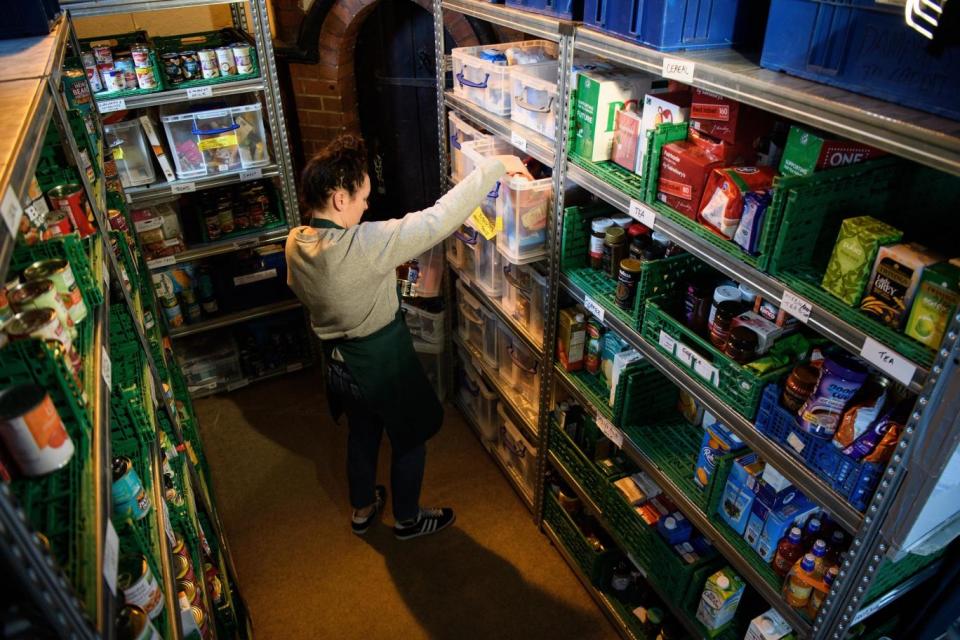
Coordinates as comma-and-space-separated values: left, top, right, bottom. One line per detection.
821, 216, 903, 306
904, 261, 960, 349
138, 115, 177, 182
696, 567, 746, 634
779, 125, 886, 177
745, 609, 794, 640
694, 421, 746, 490
860, 242, 943, 330
756, 497, 818, 562
637, 90, 691, 174
717, 453, 764, 535
557, 307, 586, 371
657, 133, 726, 219
689, 88, 774, 150
698, 166, 776, 240
611, 108, 643, 173
609, 349, 642, 406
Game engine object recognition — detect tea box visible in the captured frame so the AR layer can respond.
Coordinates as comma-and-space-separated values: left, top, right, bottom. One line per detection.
860, 242, 942, 330
779, 125, 885, 177
821, 216, 903, 306
904, 261, 960, 349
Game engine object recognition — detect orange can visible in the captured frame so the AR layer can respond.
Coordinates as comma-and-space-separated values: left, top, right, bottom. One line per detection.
0, 384, 74, 477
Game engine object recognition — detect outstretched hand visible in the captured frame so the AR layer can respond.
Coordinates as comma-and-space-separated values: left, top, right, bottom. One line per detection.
494, 155, 534, 180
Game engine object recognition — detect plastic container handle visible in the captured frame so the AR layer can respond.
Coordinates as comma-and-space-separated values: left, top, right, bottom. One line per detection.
454, 227, 479, 244
456, 71, 490, 89
502, 265, 530, 293
191, 122, 240, 136
508, 345, 538, 373
450, 131, 461, 150
513, 92, 554, 114
486, 181, 501, 200
460, 305, 483, 323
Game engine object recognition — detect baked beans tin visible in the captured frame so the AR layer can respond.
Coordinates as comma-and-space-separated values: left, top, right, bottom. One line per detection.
92, 45, 113, 67
180, 51, 200, 80
114, 57, 137, 88
136, 66, 158, 90
47, 183, 96, 237
174, 552, 194, 582
103, 68, 126, 92
215, 47, 236, 76
176, 578, 198, 605
131, 45, 151, 68
112, 456, 151, 521
0, 285, 10, 322
231, 43, 253, 75
0, 384, 74, 477
8, 279, 76, 339
24, 260, 87, 324
116, 605, 161, 640
197, 49, 219, 79
190, 605, 208, 638
43, 210, 74, 238
119, 554, 165, 620
63, 69, 92, 112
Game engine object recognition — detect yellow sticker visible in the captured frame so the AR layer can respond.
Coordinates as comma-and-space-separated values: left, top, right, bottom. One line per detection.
112, 146, 124, 161
470, 207, 498, 240
197, 133, 239, 152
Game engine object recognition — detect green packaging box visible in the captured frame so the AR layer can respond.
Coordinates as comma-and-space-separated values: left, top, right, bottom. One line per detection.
778, 125, 885, 177
904, 261, 960, 349
821, 216, 903, 306
571, 69, 660, 163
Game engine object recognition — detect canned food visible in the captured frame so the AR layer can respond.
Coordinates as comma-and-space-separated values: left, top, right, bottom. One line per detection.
215, 47, 236, 75
103, 68, 126, 92
63, 69, 92, 112
0, 286, 10, 323
161, 52, 183, 85
3, 309, 80, 374
8, 279, 76, 339
24, 260, 87, 324
116, 604, 161, 640
112, 456, 151, 520
135, 66, 158, 90
114, 57, 137, 88
216, 207, 234, 234
93, 45, 114, 67
180, 51, 200, 80
84, 64, 104, 93
177, 578, 198, 605
174, 552, 194, 582
131, 45, 151, 68
0, 384, 73, 477
47, 183, 96, 237
171, 534, 185, 557
190, 605, 206, 636
119, 554, 164, 620
108, 208, 129, 232
204, 212, 221, 241
231, 43, 253, 74
197, 49, 219, 79
42, 210, 73, 238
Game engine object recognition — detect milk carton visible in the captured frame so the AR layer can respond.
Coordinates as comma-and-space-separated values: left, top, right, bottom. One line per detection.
696, 567, 745, 635
745, 609, 794, 640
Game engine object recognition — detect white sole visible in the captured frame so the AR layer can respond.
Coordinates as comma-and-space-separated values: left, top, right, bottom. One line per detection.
394, 513, 456, 540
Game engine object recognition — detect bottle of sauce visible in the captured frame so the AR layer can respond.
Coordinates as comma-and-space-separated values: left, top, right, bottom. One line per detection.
590, 218, 614, 269
603, 226, 627, 279
772, 527, 804, 578
585, 318, 603, 375
783, 554, 817, 608
708, 300, 740, 349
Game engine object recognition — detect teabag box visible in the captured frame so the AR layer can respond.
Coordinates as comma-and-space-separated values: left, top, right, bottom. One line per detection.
779, 125, 886, 177
571, 68, 665, 163
860, 242, 943, 330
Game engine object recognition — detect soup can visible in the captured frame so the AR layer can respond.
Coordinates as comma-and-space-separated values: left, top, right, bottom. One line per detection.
231, 43, 253, 74
93, 45, 114, 67
135, 66, 158, 90
191, 605, 208, 638
177, 579, 199, 605
81, 51, 97, 72
114, 57, 137, 88
215, 46, 236, 76
174, 552, 195, 583
0, 384, 74, 477
42, 210, 73, 238
117, 605, 161, 640
112, 456, 151, 520
8, 279, 76, 339
84, 65, 104, 93
161, 52, 183, 85
3, 308, 81, 373
180, 51, 200, 80
24, 260, 86, 324
47, 183, 96, 237
63, 69, 92, 112
119, 554, 165, 619
108, 208, 129, 232
103, 68, 125, 92
131, 45, 151, 68
198, 49, 219, 79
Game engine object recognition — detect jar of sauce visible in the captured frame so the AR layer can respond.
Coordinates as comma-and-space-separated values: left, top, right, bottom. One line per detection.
684, 278, 712, 334
709, 300, 740, 349
603, 226, 627, 279
590, 218, 614, 270
615, 258, 643, 310
724, 326, 759, 363
781, 364, 820, 413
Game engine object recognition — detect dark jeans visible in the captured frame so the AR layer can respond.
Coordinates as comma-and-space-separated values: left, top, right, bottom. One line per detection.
327, 359, 425, 522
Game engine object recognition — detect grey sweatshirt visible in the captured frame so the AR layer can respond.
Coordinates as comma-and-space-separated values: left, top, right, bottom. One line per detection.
285, 157, 506, 341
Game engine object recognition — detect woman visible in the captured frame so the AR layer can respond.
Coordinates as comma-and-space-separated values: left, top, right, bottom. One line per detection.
286, 135, 521, 540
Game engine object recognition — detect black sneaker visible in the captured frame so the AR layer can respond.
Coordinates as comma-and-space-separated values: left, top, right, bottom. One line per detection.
351, 486, 386, 535
394, 507, 456, 541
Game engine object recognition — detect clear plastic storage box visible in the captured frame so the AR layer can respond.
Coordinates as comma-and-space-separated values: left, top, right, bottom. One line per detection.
497, 173, 552, 264
458, 351, 499, 441
160, 102, 271, 179
472, 233, 504, 299
448, 111, 488, 182
457, 279, 485, 352
410, 242, 444, 298
452, 40, 558, 116
402, 303, 444, 344
497, 321, 540, 414
447, 227, 478, 274
497, 403, 539, 490
509, 64, 560, 140
104, 120, 156, 188
501, 262, 546, 347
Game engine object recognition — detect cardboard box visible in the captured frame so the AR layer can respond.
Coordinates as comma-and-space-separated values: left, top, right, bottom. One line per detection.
779, 125, 886, 177
690, 88, 774, 150
611, 108, 643, 173
860, 242, 943, 330
717, 453, 764, 535
696, 567, 746, 634
694, 421, 746, 490
821, 216, 903, 306
637, 90, 691, 174
756, 497, 818, 562
571, 69, 662, 162
744, 498, 773, 550
657, 137, 725, 219
745, 610, 794, 640
138, 115, 176, 182
609, 349, 642, 406
905, 261, 960, 349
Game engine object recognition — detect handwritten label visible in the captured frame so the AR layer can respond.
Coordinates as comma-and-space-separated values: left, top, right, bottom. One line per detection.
101, 346, 112, 389
147, 255, 176, 269
780, 289, 812, 324
692, 356, 720, 387
170, 182, 196, 195
24, 204, 43, 226
234, 268, 277, 286
860, 337, 917, 386
240, 168, 263, 182
658, 330, 677, 354
1, 187, 23, 235
98, 98, 126, 113
662, 58, 695, 83
469, 207, 498, 240
134, 217, 163, 232
583, 295, 605, 323
104, 519, 119, 594
186, 86, 213, 99
676, 343, 695, 367
596, 413, 624, 448
510, 131, 528, 152
628, 199, 656, 229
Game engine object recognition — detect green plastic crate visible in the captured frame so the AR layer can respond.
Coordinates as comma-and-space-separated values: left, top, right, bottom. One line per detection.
570, 155, 647, 202
561, 205, 702, 330
79, 31, 165, 98
10, 233, 105, 310
549, 419, 610, 501
153, 28, 260, 90
641, 295, 791, 420
110, 231, 143, 301
865, 548, 946, 604
544, 489, 619, 587
614, 358, 680, 430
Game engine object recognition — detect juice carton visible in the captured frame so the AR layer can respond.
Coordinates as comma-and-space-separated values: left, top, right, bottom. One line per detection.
745, 609, 794, 640
757, 497, 818, 562
904, 261, 960, 348
717, 453, 764, 535
609, 349, 642, 407
821, 216, 903, 306
779, 125, 886, 177
694, 421, 746, 490
860, 243, 943, 330
637, 90, 691, 173
755, 464, 800, 510
696, 567, 746, 635
557, 307, 586, 371
744, 496, 773, 550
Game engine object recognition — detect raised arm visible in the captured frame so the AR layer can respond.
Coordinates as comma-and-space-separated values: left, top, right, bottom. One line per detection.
354, 157, 506, 273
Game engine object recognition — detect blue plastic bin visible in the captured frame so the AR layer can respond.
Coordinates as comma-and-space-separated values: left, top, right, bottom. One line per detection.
581, 0, 757, 51
505, 0, 583, 19
761, 0, 960, 119
755, 385, 883, 512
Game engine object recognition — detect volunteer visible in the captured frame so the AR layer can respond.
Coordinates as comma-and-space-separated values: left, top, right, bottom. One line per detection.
286, 135, 524, 540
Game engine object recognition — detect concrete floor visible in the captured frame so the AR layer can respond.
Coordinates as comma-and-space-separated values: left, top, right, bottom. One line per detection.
193, 367, 617, 640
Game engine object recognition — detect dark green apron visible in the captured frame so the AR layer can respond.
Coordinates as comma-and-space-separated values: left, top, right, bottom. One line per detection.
310, 218, 443, 453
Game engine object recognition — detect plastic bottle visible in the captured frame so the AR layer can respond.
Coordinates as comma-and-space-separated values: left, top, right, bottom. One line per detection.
783, 554, 817, 608
807, 566, 838, 617
825, 530, 847, 567
810, 539, 829, 579
802, 517, 822, 546
772, 527, 805, 578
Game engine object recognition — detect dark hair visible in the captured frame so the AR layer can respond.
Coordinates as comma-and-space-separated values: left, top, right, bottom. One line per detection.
300, 135, 368, 213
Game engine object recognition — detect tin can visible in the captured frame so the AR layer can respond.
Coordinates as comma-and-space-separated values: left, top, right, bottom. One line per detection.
180, 51, 200, 80
119, 555, 165, 620
115, 57, 137, 89
198, 49, 219, 79
135, 66, 158, 90
103, 68, 126, 92
215, 47, 236, 76
93, 45, 114, 67
216, 206, 234, 234
0, 286, 10, 323
81, 51, 97, 71
177, 579, 198, 605
47, 183, 96, 237
131, 45, 152, 68
8, 279, 76, 339
108, 209, 128, 232
190, 605, 208, 638
63, 69, 92, 112
174, 552, 195, 582
117, 605, 161, 640
161, 52, 183, 85
162, 298, 184, 328
203, 212, 221, 241
112, 456, 151, 520
0, 384, 73, 477
3, 309, 80, 374
24, 260, 86, 324
43, 210, 73, 237
84, 65, 104, 93
231, 43, 253, 74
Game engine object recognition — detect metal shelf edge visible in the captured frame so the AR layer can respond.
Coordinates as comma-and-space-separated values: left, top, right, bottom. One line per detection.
125, 165, 281, 206
169, 299, 302, 338
444, 92, 556, 167
440, 0, 569, 42
146, 228, 290, 270
64, 0, 239, 16
98, 77, 265, 110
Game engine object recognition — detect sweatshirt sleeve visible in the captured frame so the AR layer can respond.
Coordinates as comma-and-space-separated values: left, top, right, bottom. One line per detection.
353, 157, 505, 273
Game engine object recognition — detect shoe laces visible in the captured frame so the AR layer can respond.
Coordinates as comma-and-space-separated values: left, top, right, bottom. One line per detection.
420, 507, 444, 519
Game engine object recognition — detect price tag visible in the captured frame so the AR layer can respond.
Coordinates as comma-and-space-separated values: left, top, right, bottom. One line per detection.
286, 362, 304, 373
692, 356, 720, 387
510, 131, 528, 152
1, 186, 23, 235
469, 207, 498, 240
171, 182, 196, 195
583, 295, 606, 323
676, 343, 695, 367
162, 501, 176, 546
101, 346, 112, 389
240, 168, 263, 182
24, 204, 43, 226
860, 337, 917, 386
186, 86, 213, 99
103, 519, 119, 594
227, 379, 248, 392
780, 289, 813, 324
147, 255, 177, 269
98, 98, 126, 113
786, 432, 806, 455
658, 329, 677, 354
661, 57, 695, 83
628, 199, 656, 229
595, 413, 624, 449
125, 192, 133, 204
233, 268, 277, 286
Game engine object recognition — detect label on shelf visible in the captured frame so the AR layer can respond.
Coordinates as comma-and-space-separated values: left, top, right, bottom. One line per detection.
147, 255, 176, 269
628, 199, 656, 229
171, 182, 196, 195
233, 238, 259, 250
101, 346, 112, 389
692, 355, 720, 387
134, 218, 163, 232
24, 204, 43, 226
1, 186, 23, 235
860, 337, 917, 386
186, 86, 214, 100
240, 168, 263, 182
583, 295, 605, 322
786, 431, 806, 455
595, 413, 623, 448
510, 131, 528, 152
662, 58, 695, 83
676, 343, 696, 367
233, 268, 278, 286
658, 330, 677, 354
470, 207, 498, 240
780, 289, 813, 324
98, 98, 126, 113
161, 500, 176, 546
104, 519, 119, 595
125, 192, 133, 204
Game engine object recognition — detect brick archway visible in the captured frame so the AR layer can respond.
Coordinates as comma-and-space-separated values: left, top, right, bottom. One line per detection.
287, 0, 481, 157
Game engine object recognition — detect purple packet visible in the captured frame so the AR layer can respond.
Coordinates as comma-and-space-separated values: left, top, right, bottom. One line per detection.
733, 191, 771, 254
841, 400, 908, 461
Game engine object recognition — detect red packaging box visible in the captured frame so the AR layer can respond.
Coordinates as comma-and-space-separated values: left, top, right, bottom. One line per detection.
611, 108, 643, 173
698, 166, 776, 239
690, 88, 774, 149
657, 134, 726, 219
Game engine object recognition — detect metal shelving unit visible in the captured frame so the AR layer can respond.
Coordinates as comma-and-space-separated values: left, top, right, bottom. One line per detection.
124, 164, 283, 207
145, 227, 288, 269
168, 298, 302, 339
189, 359, 311, 398
103, 76, 266, 110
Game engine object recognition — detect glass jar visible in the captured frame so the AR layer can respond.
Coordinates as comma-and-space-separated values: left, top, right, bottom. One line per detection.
709, 300, 740, 349
781, 364, 819, 412
615, 258, 643, 310
724, 326, 759, 363
684, 278, 712, 334
589, 217, 614, 270
603, 226, 627, 279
